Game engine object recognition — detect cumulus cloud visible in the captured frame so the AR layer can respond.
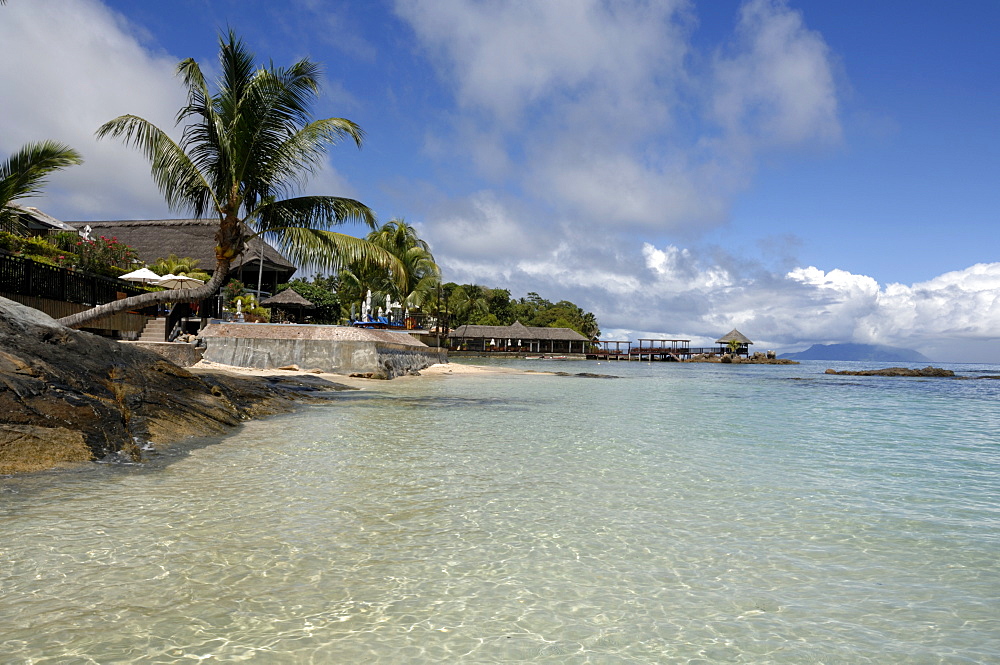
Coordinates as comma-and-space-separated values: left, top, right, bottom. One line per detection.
437, 230, 1000, 361
0, 0, 365, 224
395, 0, 690, 125
627, 252, 1000, 361
421, 191, 546, 263
395, 0, 840, 236
0, 0, 185, 220
712, 0, 841, 147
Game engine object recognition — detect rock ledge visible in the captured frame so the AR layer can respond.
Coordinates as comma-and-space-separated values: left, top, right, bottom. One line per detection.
1, 297, 352, 475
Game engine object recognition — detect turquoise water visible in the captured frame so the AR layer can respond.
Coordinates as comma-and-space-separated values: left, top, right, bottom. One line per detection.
2, 359, 998, 663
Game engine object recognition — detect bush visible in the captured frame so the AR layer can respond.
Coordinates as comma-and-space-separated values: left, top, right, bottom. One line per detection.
223, 279, 246, 304
0, 231, 73, 260
227, 292, 269, 322
75, 235, 139, 275
48, 231, 81, 252
0, 230, 147, 278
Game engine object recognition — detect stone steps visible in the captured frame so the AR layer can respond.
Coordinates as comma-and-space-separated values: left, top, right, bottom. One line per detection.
138, 317, 166, 342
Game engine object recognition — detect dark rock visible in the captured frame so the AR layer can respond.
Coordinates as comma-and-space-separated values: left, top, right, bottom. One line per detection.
824, 366, 955, 377
0, 296, 354, 475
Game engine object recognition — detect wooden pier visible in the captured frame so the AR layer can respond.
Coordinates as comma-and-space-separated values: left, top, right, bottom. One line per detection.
588, 338, 739, 361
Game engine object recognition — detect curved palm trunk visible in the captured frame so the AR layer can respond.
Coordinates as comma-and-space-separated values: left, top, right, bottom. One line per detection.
57, 257, 232, 329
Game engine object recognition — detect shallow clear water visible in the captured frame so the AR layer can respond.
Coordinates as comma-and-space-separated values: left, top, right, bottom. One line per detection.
2, 360, 998, 663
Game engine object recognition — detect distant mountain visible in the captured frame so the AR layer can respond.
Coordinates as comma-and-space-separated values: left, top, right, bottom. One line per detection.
779, 343, 932, 362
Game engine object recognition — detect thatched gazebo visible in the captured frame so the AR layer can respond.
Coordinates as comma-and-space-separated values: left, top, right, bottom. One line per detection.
716, 329, 753, 356
260, 288, 314, 323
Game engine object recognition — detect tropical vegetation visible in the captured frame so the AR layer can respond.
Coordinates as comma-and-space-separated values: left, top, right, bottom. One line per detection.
57, 30, 400, 328
274, 278, 341, 324
149, 254, 211, 282
435, 284, 600, 339
1, 141, 82, 235
0, 229, 140, 278
337, 218, 440, 320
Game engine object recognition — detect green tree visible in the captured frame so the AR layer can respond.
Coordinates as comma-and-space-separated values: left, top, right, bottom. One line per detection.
276, 279, 341, 324
58, 31, 400, 328
485, 288, 514, 324
340, 218, 440, 317
449, 284, 490, 325
0, 141, 83, 235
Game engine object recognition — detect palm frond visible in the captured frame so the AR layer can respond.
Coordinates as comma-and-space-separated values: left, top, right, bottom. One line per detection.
270, 226, 405, 287
0, 140, 83, 208
97, 115, 216, 216
255, 195, 376, 233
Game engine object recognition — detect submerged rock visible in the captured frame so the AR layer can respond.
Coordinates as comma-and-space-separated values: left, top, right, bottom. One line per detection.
824, 366, 955, 377
0, 297, 353, 475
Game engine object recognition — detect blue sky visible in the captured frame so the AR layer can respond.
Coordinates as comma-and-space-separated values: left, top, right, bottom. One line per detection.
2, 0, 998, 361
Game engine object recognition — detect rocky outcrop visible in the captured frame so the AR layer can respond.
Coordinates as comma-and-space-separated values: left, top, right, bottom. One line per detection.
0, 297, 353, 475
684, 353, 798, 364
824, 366, 955, 377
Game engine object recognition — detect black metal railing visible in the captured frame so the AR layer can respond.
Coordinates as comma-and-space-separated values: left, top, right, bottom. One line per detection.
0, 252, 148, 307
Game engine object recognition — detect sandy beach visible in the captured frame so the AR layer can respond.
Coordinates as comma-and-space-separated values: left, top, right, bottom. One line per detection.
189, 359, 531, 389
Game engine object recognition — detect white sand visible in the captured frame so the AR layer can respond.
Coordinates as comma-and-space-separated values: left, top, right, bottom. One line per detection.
190, 360, 535, 388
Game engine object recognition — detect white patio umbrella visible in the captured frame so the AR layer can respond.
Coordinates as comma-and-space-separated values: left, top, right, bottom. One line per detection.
119, 267, 162, 285
155, 274, 205, 290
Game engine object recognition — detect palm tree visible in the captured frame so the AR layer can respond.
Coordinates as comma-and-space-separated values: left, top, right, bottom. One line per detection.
368, 218, 440, 311
1, 141, 83, 235
449, 284, 490, 326
339, 218, 440, 318
58, 30, 399, 328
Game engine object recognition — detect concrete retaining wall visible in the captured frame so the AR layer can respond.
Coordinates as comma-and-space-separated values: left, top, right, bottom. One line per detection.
198, 323, 447, 378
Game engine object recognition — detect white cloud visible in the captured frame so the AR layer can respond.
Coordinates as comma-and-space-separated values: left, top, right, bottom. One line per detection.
396, 0, 842, 237
712, 0, 841, 147
395, 0, 690, 124
437, 233, 1000, 362
424, 191, 543, 262
0, 0, 186, 220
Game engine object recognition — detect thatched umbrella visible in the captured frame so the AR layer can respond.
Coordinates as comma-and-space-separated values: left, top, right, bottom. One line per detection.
260, 288, 314, 323
716, 329, 753, 355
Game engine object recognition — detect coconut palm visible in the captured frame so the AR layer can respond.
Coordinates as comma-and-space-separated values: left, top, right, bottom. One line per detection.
367, 219, 440, 310
449, 284, 490, 326
339, 218, 440, 317
1, 141, 83, 235
58, 31, 400, 328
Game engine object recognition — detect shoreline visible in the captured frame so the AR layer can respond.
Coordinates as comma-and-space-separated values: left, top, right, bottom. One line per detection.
189, 359, 533, 389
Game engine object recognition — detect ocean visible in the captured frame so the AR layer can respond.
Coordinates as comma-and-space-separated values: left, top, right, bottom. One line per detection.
2, 359, 998, 663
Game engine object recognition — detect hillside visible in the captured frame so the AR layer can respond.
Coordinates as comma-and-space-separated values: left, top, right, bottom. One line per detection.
780, 343, 931, 362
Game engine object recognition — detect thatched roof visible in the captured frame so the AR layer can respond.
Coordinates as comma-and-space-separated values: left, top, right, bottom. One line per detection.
64, 219, 296, 279
451, 321, 588, 342
260, 288, 314, 308
716, 329, 753, 345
